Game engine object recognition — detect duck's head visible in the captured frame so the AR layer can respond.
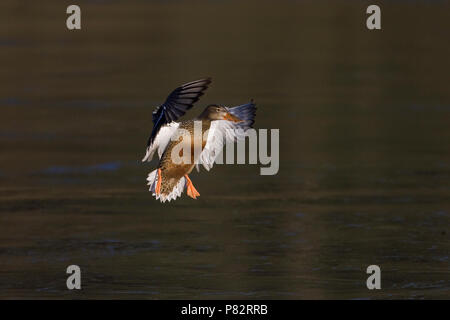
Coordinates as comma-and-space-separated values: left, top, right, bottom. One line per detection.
200, 104, 242, 122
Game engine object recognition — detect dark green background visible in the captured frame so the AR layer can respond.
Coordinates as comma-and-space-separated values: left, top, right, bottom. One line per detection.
0, 0, 448, 299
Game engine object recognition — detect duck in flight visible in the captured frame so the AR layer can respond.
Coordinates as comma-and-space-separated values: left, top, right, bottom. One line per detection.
142, 78, 256, 202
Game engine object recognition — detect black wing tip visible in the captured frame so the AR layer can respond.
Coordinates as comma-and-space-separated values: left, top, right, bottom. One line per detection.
195, 77, 212, 87
182, 77, 212, 88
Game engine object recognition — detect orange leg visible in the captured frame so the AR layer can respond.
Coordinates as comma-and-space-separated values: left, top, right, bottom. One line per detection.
155, 169, 162, 194
184, 174, 200, 199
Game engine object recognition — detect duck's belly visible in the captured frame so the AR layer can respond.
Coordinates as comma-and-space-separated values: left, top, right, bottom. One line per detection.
160, 131, 205, 178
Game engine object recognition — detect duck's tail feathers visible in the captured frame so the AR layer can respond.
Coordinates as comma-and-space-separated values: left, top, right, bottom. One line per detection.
146, 169, 186, 203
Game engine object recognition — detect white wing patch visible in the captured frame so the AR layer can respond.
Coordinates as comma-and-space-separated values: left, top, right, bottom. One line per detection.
142, 122, 180, 162
197, 120, 247, 171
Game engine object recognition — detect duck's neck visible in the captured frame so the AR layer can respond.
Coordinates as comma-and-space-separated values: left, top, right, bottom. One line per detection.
195, 113, 212, 132
197, 108, 211, 121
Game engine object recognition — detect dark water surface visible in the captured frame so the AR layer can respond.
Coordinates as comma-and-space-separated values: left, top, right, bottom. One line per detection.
0, 1, 449, 299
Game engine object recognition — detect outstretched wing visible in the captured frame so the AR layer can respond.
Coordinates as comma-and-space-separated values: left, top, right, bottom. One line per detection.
149, 78, 211, 146
142, 122, 180, 162
197, 101, 256, 171
143, 78, 211, 162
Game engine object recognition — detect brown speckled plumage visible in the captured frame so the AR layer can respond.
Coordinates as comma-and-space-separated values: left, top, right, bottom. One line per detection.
157, 119, 211, 196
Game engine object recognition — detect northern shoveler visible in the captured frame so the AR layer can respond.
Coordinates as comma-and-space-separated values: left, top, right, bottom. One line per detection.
142, 78, 256, 202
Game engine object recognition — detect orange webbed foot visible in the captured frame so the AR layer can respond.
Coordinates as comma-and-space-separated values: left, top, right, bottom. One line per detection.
155, 169, 162, 194
185, 175, 200, 199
